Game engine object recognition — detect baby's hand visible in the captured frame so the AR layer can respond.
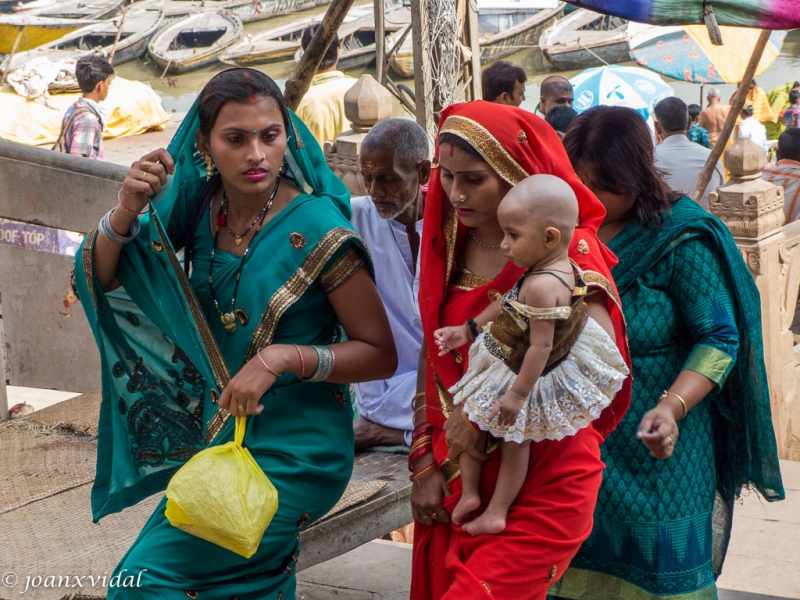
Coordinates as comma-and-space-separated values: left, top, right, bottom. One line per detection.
489, 390, 526, 427
434, 325, 470, 356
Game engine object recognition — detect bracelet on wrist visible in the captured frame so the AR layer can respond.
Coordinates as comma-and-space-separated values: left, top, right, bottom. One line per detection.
465, 318, 480, 341
659, 390, 688, 420
409, 462, 437, 481
256, 347, 282, 378
117, 189, 147, 216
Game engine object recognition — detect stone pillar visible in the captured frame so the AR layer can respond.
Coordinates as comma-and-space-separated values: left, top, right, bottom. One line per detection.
709, 138, 800, 460
324, 74, 393, 196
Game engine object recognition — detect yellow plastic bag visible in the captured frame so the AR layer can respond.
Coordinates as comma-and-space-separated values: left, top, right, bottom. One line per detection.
165, 416, 279, 558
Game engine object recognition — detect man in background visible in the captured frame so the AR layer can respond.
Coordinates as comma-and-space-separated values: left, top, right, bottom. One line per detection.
536, 75, 573, 118
763, 128, 800, 223
350, 119, 430, 450
295, 26, 356, 147
54, 55, 114, 160
698, 87, 730, 147
481, 60, 527, 107
654, 97, 724, 210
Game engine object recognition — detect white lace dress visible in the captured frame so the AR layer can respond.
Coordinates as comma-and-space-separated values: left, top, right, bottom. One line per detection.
450, 273, 629, 444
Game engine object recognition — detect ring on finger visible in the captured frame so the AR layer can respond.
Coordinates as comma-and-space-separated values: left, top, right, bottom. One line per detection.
140, 160, 154, 173
139, 172, 148, 183
238, 403, 245, 414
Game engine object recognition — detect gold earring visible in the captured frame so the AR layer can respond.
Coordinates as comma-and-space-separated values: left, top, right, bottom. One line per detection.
205, 155, 214, 181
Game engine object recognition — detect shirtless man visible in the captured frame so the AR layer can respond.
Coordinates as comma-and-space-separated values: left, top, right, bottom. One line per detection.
697, 88, 730, 147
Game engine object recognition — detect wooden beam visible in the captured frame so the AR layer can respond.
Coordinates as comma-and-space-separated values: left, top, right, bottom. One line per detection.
464, 0, 480, 101
284, 0, 356, 112
692, 29, 771, 202
373, 0, 385, 86
410, 0, 434, 142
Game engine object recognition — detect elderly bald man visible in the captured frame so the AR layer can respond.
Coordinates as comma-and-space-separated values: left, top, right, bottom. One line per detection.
351, 118, 431, 450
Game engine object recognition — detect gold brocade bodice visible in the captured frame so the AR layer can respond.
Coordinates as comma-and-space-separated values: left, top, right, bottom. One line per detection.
485, 264, 588, 375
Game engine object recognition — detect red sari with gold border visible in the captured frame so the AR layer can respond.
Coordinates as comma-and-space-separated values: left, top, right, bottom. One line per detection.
413, 101, 631, 599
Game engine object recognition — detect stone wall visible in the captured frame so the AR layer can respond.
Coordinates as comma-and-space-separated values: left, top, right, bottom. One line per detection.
0, 141, 125, 393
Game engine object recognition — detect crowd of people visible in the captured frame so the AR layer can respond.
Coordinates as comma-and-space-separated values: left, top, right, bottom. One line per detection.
73, 37, 793, 598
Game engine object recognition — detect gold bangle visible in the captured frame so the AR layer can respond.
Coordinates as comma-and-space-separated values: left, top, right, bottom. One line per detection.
660, 390, 688, 420
409, 462, 437, 481
461, 408, 480, 435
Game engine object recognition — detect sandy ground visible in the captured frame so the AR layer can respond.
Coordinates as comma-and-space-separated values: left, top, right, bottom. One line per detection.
102, 111, 187, 167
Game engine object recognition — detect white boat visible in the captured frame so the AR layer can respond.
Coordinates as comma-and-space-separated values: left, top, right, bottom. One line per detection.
539, 8, 630, 70
158, 0, 330, 25
3, 4, 164, 70
148, 8, 242, 74
20, 0, 127, 20
390, 0, 563, 79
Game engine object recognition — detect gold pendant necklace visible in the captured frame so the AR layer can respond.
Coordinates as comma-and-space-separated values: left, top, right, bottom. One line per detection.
207, 176, 281, 333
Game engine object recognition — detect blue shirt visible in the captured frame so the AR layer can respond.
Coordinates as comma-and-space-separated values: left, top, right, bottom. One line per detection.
350, 196, 423, 444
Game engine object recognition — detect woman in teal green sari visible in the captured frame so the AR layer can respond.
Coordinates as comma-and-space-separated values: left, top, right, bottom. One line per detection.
549, 106, 784, 599
74, 69, 397, 599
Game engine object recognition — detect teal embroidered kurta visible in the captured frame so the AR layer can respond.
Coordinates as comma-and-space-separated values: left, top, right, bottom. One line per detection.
550, 198, 784, 599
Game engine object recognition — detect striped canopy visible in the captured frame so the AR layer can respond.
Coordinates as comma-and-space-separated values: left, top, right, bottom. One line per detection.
565, 1, 800, 29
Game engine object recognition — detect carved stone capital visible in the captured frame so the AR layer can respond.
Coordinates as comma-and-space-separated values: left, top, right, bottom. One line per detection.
344, 74, 393, 133
709, 172, 784, 240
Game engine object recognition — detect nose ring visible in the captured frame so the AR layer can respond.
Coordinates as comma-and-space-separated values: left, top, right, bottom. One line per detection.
458, 195, 467, 203
261, 152, 266, 160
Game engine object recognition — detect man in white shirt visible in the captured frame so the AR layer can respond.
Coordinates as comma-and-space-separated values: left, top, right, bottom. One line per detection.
653, 97, 725, 210
738, 102, 769, 154
351, 119, 431, 449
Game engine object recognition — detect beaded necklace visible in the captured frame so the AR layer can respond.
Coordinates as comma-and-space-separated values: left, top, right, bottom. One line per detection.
219, 189, 273, 246
208, 176, 281, 333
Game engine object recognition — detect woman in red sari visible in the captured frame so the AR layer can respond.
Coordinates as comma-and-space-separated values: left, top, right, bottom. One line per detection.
410, 101, 631, 599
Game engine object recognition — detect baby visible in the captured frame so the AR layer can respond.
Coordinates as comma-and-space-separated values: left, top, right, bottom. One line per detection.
434, 174, 629, 536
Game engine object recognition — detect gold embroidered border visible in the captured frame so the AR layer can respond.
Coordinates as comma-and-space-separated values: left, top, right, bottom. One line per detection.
449, 266, 492, 292
205, 227, 361, 442
433, 370, 455, 418
440, 458, 460, 483
151, 211, 233, 445
81, 230, 98, 309
582, 270, 623, 314
317, 247, 365, 295
442, 200, 459, 286
440, 116, 528, 186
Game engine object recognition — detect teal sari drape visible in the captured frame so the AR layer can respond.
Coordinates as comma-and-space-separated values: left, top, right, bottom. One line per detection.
550, 198, 784, 599
74, 91, 369, 599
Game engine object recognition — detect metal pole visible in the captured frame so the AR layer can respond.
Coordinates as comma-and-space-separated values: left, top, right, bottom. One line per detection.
0, 27, 25, 87
0, 327, 8, 421
373, 0, 385, 86
464, 0, 480, 101
692, 29, 771, 202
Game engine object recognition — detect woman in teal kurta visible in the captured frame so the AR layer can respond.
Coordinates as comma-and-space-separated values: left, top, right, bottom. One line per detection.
549, 106, 784, 599
74, 69, 397, 599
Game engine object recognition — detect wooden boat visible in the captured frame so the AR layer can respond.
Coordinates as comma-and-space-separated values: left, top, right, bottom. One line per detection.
0, 15, 94, 53
158, 0, 329, 25
390, 0, 563, 79
22, 0, 127, 20
3, 4, 164, 70
539, 8, 630, 70
148, 9, 242, 74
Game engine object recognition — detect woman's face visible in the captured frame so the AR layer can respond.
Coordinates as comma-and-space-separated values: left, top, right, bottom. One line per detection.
574, 163, 635, 224
197, 95, 287, 199
437, 142, 512, 230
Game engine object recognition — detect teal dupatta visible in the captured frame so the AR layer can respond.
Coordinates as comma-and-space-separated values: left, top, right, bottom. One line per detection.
610, 198, 783, 510
74, 94, 360, 524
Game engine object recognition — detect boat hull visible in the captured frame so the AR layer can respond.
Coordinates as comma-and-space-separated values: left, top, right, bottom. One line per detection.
543, 40, 630, 70
0, 22, 82, 52
148, 10, 243, 74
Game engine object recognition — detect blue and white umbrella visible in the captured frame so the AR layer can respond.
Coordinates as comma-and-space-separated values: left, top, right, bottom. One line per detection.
569, 65, 674, 121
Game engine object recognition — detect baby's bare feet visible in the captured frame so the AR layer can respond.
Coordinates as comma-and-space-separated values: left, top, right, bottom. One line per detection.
451, 493, 481, 524
462, 508, 507, 536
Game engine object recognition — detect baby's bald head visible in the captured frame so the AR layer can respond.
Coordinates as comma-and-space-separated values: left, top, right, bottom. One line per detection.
499, 174, 578, 249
